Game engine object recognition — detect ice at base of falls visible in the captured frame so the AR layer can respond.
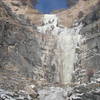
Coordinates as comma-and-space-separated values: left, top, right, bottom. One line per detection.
37, 14, 83, 83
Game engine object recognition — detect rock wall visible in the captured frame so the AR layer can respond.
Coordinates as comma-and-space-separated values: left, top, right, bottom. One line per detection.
73, 3, 100, 83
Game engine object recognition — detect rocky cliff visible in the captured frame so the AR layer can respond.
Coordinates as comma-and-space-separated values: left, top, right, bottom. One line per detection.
0, 0, 100, 100
73, 3, 100, 84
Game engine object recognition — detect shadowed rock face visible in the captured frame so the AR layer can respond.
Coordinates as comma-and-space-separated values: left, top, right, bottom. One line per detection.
32, 0, 38, 7
0, 19, 42, 77
67, 0, 79, 7
2, 0, 34, 7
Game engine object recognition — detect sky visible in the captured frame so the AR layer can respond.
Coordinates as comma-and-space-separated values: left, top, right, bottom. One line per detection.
35, 0, 68, 14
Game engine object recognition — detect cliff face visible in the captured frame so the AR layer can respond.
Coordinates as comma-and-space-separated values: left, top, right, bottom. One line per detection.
73, 3, 100, 83
0, 0, 100, 100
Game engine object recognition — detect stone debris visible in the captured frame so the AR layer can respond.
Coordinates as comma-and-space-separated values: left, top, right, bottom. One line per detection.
0, 89, 32, 100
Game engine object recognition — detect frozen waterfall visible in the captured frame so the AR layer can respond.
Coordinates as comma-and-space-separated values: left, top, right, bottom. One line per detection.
37, 14, 83, 83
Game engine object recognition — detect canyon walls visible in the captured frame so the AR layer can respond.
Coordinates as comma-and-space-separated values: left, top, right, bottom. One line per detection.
0, 1, 100, 100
